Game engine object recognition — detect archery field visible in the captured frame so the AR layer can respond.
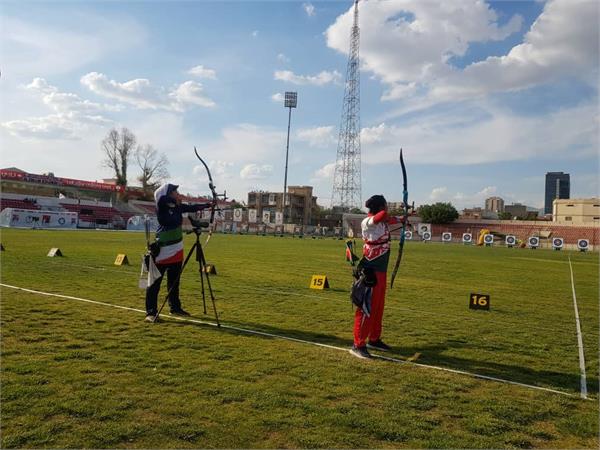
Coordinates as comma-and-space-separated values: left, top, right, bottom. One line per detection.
1, 228, 598, 449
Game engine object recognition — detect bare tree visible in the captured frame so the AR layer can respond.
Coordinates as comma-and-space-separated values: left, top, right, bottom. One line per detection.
101, 127, 136, 187
135, 144, 169, 194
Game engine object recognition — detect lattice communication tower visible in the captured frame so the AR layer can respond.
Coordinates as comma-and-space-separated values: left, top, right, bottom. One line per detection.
331, 0, 361, 210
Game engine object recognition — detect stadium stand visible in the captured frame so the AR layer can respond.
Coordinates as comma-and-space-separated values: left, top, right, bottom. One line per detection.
1, 168, 231, 230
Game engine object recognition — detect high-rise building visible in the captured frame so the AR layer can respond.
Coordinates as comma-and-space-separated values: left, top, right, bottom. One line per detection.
544, 172, 570, 214
485, 196, 504, 213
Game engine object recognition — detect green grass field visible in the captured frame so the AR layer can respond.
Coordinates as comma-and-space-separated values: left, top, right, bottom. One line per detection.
1, 228, 598, 448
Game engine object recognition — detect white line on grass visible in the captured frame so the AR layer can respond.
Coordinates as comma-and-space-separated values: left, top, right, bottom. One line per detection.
0, 283, 585, 400
567, 256, 588, 399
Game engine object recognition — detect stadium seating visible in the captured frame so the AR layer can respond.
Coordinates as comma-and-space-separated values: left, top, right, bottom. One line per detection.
0, 198, 42, 211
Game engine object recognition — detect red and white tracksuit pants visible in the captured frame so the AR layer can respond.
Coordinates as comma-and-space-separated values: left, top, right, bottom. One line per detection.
353, 271, 387, 347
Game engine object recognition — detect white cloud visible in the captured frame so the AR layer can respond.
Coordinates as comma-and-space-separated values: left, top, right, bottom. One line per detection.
428, 186, 503, 208
296, 126, 335, 147
360, 102, 598, 166
274, 70, 341, 86
314, 162, 336, 180
1, 15, 146, 77
200, 124, 285, 164
430, 0, 600, 101
187, 65, 217, 80
170, 81, 216, 108
429, 187, 448, 201
1, 77, 115, 139
360, 123, 387, 144
240, 164, 273, 180
478, 186, 497, 197
277, 53, 290, 64
303, 3, 315, 17
271, 92, 284, 103
326, 0, 522, 91
80, 72, 215, 111
192, 161, 233, 180
2, 115, 81, 140
252, 30, 259, 38
26, 78, 120, 115
326, 0, 597, 104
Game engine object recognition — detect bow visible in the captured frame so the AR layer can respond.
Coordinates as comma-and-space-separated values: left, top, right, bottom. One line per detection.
390, 149, 408, 288
194, 147, 226, 244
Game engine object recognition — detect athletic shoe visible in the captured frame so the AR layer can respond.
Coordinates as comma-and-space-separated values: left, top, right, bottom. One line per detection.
349, 345, 372, 359
367, 340, 391, 352
170, 308, 190, 317
145, 315, 161, 323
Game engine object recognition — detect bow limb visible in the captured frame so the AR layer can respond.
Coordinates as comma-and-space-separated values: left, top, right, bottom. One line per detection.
390, 149, 408, 288
194, 147, 219, 244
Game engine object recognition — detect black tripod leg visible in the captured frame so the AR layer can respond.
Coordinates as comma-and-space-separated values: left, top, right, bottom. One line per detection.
155, 243, 196, 321
197, 244, 207, 315
197, 244, 220, 327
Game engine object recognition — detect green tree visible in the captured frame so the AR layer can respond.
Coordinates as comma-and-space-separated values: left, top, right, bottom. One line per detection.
418, 202, 459, 224
498, 212, 512, 220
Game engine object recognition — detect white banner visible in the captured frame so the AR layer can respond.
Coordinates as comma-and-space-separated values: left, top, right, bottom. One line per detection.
248, 209, 257, 223
262, 211, 271, 223
233, 208, 243, 222
0, 208, 78, 229
275, 211, 283, 225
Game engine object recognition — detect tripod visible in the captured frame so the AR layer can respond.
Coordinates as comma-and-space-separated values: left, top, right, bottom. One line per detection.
154, 219, 220, 326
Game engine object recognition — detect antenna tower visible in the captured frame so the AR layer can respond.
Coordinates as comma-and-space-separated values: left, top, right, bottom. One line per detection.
331, 0, 361, 210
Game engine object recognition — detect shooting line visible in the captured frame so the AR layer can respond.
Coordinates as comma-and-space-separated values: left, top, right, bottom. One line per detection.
567, 256, 588, 399
1, 282, 588, 400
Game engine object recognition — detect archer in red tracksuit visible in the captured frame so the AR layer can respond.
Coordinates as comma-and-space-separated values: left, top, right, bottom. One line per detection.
351, 195, 403, 359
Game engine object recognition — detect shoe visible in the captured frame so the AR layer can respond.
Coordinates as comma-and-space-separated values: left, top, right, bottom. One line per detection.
169, 308, 190, 317
145, 314, 161, 323
367, 340, 391, 352
349, 345, 372, 359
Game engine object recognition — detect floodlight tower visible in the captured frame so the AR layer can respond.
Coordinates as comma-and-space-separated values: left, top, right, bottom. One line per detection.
283, 91, 297, 223
331, 0, 361, 211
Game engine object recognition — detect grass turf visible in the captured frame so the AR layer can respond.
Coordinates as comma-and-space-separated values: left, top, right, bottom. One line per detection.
1, 228, 598, 448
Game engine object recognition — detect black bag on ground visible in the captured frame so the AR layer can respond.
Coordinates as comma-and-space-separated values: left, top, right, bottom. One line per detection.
350, 264, 376, 316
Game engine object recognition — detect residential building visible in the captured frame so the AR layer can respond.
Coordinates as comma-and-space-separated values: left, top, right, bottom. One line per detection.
461, 207, 484, 219
553, 198, 600, 224
544, 172, 570, 214
505, 203, 528, 219
485, 196, 504, 213
247, 186, 317, 225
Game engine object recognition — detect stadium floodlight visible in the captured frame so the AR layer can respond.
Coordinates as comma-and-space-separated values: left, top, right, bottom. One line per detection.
284, 91, 297, 108
282, 92, 298, 225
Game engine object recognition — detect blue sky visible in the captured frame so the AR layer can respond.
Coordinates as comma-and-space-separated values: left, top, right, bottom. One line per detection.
1, 0, 598, 210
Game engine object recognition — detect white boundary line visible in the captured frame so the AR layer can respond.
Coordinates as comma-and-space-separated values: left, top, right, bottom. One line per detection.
567, 256, 588, 399
0, 283, 586, 400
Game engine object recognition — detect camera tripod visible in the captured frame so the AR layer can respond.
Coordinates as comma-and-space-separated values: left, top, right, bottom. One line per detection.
154, 218, 220, 326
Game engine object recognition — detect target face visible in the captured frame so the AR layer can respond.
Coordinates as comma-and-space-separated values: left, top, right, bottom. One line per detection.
422, 231, 431, 241
552, 238, 564, 248
578, 239, 589, 249
419, 224, 430, 233
442, 232, 452, 242
405, 230, 413, 240
233, 208, 243, 222
528, 236, 539, 247
484, 234, 494, 244
462, 233, 472, 243
506, 235, 516, 245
